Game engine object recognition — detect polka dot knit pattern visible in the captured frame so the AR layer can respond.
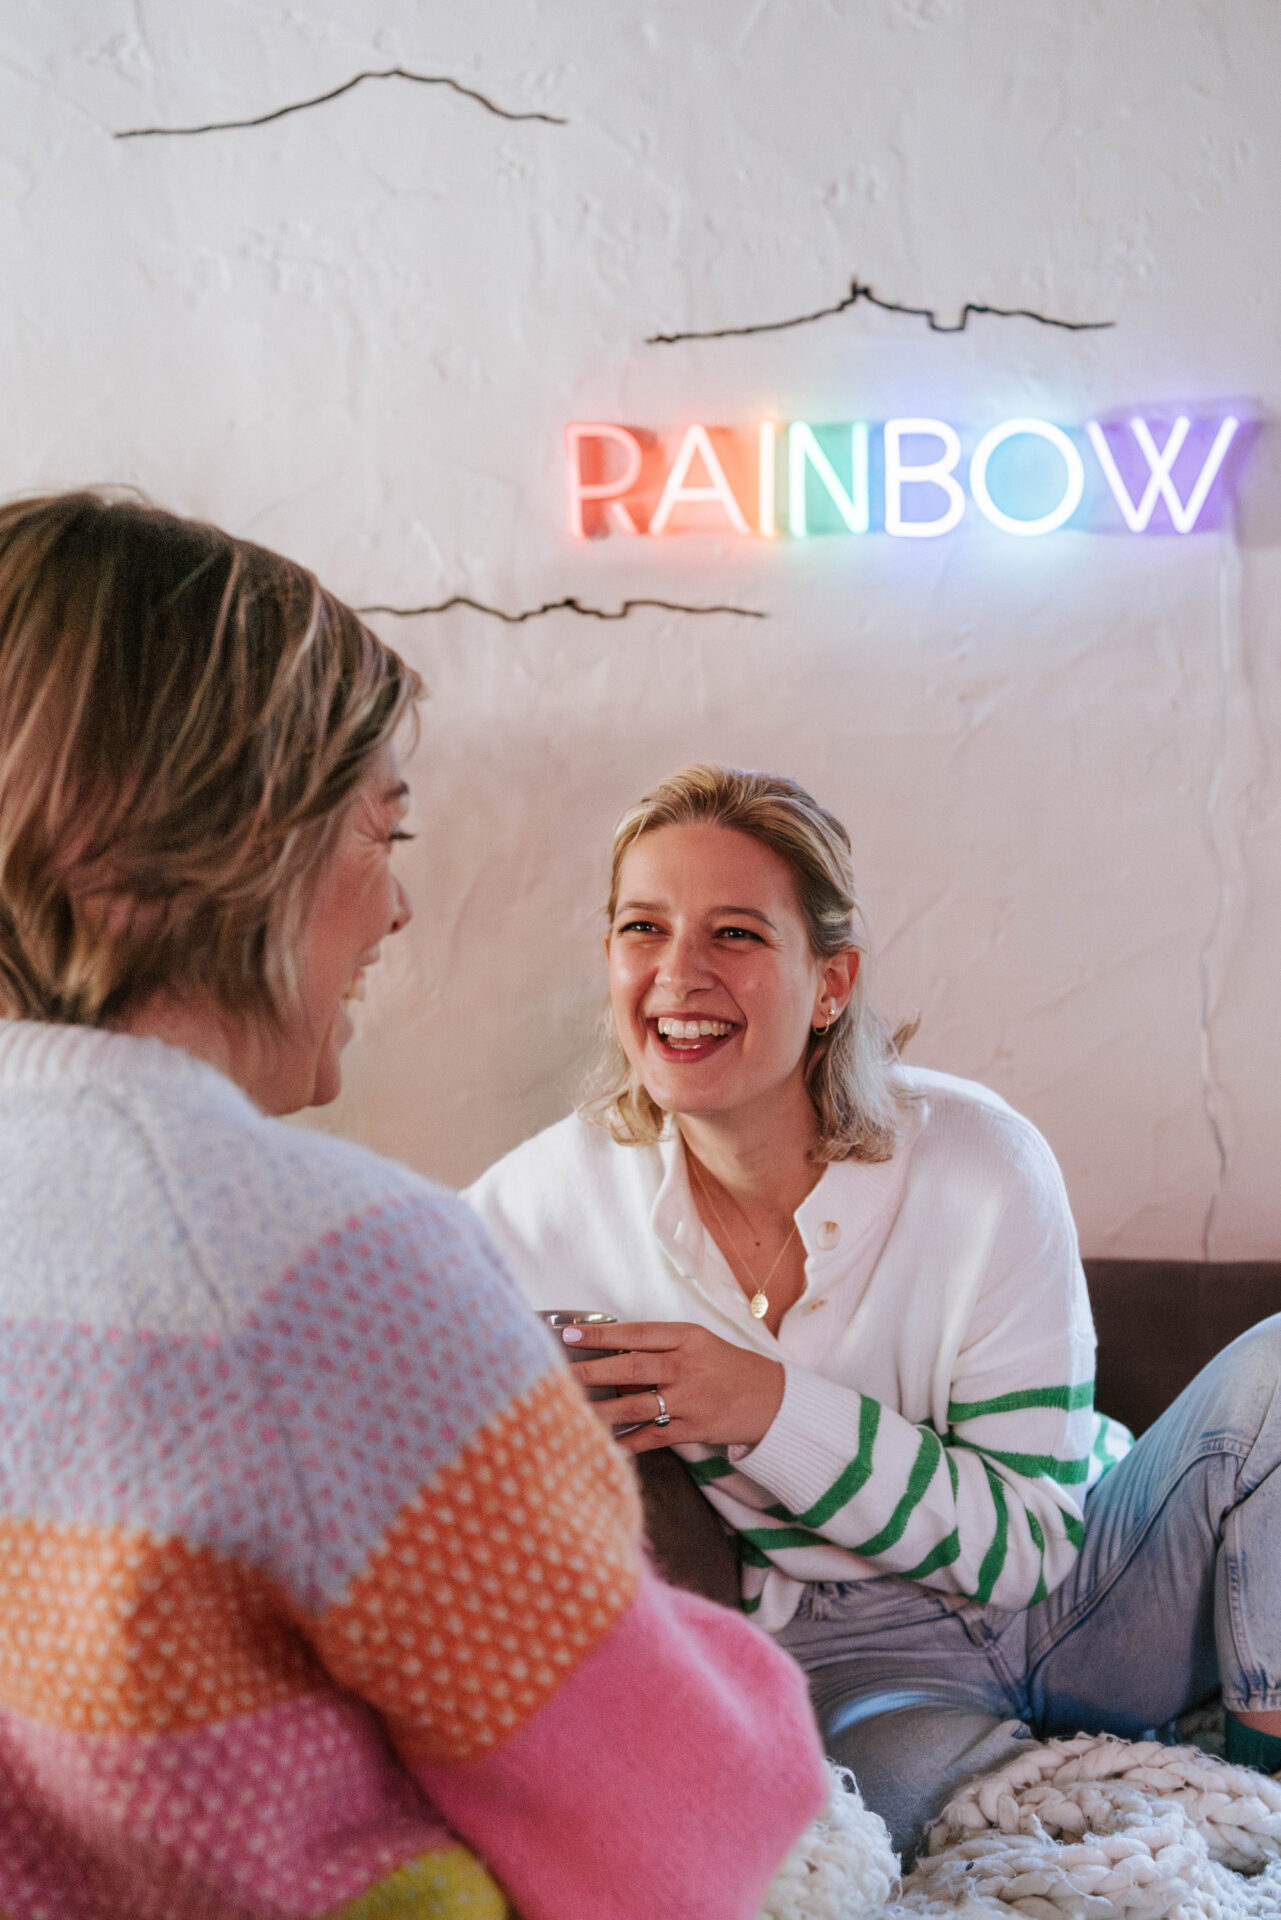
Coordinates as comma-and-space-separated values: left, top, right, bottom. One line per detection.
0, 1024, 692, 1920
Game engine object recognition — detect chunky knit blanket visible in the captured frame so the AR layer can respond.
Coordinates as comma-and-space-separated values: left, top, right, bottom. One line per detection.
763, 1736, 1281, 1920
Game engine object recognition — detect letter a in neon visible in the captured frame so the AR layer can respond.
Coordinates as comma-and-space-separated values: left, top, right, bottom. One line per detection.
1086, 416, 1239, 533
648, 425, 751, 536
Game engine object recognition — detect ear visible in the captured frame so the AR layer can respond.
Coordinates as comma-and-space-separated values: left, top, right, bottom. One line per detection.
815, 948, 860, 1022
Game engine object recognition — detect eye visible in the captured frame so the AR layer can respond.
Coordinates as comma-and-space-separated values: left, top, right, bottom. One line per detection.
716, 925, 763, 942
388, 829, 416, 844
617, 918, 660, 934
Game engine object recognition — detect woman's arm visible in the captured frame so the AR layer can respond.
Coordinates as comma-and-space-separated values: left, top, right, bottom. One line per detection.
564, 1114, 1121, 1613
288, 1194, 829, 1920
568, 1313, 1100, 1610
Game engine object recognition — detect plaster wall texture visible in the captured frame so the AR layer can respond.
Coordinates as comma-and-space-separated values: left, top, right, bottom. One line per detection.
5, 1, 1279, 1256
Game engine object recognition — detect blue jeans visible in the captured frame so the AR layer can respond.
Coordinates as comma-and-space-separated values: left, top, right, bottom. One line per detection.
774, 1317, 1281, 1861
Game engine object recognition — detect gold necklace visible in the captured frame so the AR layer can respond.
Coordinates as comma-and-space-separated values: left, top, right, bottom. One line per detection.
688, 1156, 799, 1321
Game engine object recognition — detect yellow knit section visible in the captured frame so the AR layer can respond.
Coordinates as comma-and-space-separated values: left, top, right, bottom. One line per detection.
327, 1847, 510, 1920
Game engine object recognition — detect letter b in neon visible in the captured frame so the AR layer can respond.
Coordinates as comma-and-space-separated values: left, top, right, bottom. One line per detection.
883, 420, 965, 538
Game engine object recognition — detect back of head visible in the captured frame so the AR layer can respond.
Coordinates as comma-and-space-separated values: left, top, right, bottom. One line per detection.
592, 761, 916, 1162
0, 490, 419, 1028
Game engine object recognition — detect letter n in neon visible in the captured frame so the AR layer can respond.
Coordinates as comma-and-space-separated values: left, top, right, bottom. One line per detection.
788, 423, 869, 536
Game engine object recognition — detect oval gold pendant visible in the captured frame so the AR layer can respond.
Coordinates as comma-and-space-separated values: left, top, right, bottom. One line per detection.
749, 1291, 769, 1319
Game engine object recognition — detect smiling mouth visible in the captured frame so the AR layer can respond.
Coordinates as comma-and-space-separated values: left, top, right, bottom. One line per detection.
650, 1016, 738, 1054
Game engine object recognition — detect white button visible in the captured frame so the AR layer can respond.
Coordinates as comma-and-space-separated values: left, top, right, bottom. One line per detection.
816, 1220, 840, 1251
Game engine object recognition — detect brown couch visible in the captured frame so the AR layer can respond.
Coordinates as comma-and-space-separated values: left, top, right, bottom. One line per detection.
638, 1259, 1281, 1606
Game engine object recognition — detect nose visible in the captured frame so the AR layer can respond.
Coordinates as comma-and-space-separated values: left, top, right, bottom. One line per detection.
655, 926, 713, 996
390, 874, 413, 936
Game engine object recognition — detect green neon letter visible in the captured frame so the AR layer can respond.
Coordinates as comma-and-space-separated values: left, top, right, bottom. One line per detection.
787, 423, 869, 537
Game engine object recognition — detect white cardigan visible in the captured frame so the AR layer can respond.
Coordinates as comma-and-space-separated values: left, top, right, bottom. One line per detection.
465, 1067, 1130, 1632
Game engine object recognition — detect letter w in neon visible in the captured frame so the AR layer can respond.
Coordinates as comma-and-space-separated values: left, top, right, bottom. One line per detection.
1086, 416, 1239, 533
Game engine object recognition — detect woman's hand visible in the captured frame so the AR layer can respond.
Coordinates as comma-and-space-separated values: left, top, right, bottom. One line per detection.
561, 1320, 785, 1455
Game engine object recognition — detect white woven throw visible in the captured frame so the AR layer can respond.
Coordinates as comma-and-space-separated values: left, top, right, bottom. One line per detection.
894, 1732, 1281, 1919
760, 1762, 900, 1920
758, 1734, 1281, 1920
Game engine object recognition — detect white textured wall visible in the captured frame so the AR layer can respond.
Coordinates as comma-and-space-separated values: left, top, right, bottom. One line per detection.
9, 2, 1280, 1255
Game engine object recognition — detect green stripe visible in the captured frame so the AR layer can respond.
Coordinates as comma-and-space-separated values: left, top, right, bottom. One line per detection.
974, 1463, 1010, 1604
735, 1534, 774, 1570
740, 1589, 762, 1614
945, 1448, 959, 1497
902, 1526, 960, 1580
852, 1427, 943, 1558
787, 1395, 881, 1528
738, 1524, 833, 1553
1062, 1511, 1084, 1550
683, 1454, 736, 1486
952, 1436, 1090, 1485
1027, 1510, 1047, 1607
948, 1382, 1094, 1422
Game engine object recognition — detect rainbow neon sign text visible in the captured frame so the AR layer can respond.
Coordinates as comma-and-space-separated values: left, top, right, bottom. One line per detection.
565, 415, 1243, 539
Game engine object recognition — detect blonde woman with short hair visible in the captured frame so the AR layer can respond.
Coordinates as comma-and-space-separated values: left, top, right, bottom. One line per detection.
0, 502, 826, 1920
467, 762, 1281, 1860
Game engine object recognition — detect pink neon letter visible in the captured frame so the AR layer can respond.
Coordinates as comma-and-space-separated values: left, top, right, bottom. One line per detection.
565, 424, 644, 537
648, 425, 751, 537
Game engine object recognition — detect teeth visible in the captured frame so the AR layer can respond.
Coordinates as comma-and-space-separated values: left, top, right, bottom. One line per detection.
656, 1018, 732, 1039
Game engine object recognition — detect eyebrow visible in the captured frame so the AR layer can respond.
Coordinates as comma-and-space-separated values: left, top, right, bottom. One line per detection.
383, 781, 411, 805
616, 899, 778, 931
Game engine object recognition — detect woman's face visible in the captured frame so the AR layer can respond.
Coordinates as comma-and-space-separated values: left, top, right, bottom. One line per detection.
289, 743, 414, 1110
607, 822, 843, 1129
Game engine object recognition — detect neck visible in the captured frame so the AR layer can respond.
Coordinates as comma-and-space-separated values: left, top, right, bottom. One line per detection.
677, 1074, 822, 1220
113, 991, 287, 1114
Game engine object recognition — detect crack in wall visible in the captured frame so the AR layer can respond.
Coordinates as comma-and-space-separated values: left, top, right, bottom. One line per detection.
647, 277, 1114, 344
358, 594, 765, 623
114, 67, 567, 139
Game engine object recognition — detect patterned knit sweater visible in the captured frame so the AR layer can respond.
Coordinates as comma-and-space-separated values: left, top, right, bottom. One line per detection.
0, 1021, 826, 1920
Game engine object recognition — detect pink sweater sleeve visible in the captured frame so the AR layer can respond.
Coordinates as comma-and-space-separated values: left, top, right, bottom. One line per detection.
300, 1198, 828, 1918
418, 1571, 828, 1920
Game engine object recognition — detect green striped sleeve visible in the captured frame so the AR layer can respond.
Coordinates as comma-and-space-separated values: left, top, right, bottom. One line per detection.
786, 1393, 881, 1529
951, 1436, 1091, 1485
738, 1523, 835, 1552
948, 1381, 1094, 1422
974, 1462, 1010, 1604
901, 1525, 961, 1581
683, 1454, 736, 1486
851, 1426, 944, 1558
1027, 1510, 1047, 1607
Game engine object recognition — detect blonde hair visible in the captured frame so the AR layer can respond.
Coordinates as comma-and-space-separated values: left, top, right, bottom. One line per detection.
583, 763, 916, 1163
0, 489, 421, 1028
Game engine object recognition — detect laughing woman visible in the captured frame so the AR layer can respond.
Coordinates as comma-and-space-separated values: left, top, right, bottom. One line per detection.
466, 762, 1281, 1859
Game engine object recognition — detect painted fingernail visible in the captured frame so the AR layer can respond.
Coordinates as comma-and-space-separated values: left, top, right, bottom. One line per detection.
561, 1327, 583, 1343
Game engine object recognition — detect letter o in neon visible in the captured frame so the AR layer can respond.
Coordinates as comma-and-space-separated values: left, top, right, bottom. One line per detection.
969, 419, 1085, 536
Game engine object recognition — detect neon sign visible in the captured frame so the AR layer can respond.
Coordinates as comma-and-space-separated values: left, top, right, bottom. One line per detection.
565, 414, 1243, 539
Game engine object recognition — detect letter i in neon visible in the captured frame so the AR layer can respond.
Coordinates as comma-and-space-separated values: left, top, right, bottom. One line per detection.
758, 422, 778, 537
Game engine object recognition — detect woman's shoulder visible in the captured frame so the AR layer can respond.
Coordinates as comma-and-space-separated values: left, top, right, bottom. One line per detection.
131, 1051, 488, 1303
463, 1109, 665, 1248
466, 1110, 657, 1202
897, 1065, 1067, 1190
